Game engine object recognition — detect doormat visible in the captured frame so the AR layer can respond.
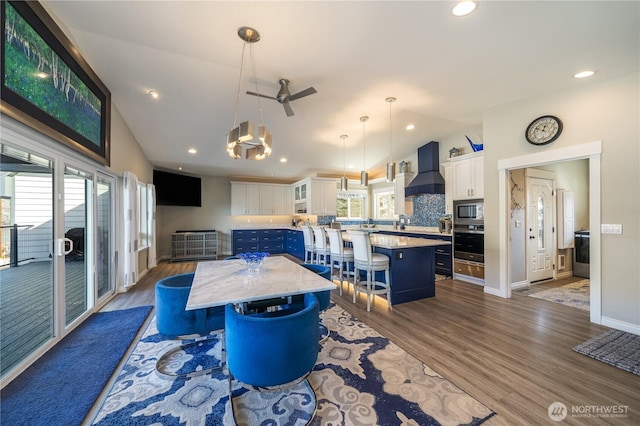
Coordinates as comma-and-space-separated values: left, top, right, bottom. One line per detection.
573, 329, 640, 376
527, 279, 589, 311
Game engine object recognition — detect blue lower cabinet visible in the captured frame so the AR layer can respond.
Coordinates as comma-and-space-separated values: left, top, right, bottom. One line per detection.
233, 229, 301, 256
373, 246, 436, 305
234, 242, 260, 254
260, 229, 285, 254
378, 231, 452, 277
285, 230, 304, 261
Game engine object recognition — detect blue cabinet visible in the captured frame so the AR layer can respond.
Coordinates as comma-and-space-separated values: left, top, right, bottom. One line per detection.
379, 231, 452, 277
233, 229, 300, 257
259, 229, 284, 254
285, 230, 304, 261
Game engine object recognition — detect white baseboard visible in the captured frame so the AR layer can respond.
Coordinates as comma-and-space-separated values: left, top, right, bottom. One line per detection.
600, 316, 640, 336
510, 280, 528, 290
483, 285, 508, 298
454, 273, 484, 286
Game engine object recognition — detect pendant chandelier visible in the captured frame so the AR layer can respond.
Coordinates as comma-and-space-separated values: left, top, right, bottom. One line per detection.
360, 115, 369, 187
340, 134, 349, 191
386, 97, 396, 182
226, 27, 272, 160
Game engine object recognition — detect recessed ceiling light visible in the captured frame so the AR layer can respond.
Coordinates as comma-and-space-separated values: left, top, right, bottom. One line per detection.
35, 71, 49, 79
452, 1, 477, 17
188, 148, 197, 154
406, 124, 415, 130
573, 70, 596, 79
148, 90, 159, 99
280, 158, 287, 163
178, 166, 183, 170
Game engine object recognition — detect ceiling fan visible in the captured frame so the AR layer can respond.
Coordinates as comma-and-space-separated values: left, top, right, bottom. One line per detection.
246, 78, 317, 117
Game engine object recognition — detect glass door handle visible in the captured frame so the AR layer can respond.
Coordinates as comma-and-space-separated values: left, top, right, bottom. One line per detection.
57, 238, 74, 256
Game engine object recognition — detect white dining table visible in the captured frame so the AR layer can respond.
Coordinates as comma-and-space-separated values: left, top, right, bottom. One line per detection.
186, 256, 335, 310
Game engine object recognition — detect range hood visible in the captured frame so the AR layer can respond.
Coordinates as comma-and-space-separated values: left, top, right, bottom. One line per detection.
404, 141, 445, 196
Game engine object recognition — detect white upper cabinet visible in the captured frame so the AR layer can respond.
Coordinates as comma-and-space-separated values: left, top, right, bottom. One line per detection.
442, 163, 454, 214
259, 185, 274, 214
231, 182, 260, 215
450, 152, 484, 200
394, 172, 414, 216
231, 182, 289, 215
310, 178, 337, 215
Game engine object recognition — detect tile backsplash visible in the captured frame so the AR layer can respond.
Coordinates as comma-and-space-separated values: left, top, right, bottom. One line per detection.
401, 193, 446, 227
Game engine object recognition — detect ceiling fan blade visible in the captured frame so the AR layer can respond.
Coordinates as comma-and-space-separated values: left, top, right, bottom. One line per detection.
283, 102, 295, 117
289, 87, 317, 101
246, 91, 278, 101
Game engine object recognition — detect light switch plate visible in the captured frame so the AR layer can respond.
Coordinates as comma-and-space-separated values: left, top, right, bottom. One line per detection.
601, 224, 622, 234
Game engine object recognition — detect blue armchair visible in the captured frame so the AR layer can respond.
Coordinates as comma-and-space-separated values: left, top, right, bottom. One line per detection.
155, 272, 225, 337
225, 292, 319, 388
155, 273, 226, 379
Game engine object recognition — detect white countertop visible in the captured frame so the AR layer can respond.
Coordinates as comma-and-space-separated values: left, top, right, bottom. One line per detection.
186, 256, 335, 309
231, 224, 451, 237
343, 232, 451, 250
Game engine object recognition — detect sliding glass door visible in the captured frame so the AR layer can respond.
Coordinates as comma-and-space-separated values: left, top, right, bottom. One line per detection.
0, 138, 117, 380
63, 166, 94, 326
0, 145, 55, 376
96, 175, 114, 300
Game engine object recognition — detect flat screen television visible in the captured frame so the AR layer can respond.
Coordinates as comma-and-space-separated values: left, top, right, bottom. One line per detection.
153, 170, 201, 207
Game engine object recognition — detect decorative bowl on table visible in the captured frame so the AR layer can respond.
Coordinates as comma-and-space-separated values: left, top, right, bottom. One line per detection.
236, 252, 270, 273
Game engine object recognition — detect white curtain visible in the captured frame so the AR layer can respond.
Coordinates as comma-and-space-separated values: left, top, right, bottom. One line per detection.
147, 183, 157, 269
122, 171, 139, 288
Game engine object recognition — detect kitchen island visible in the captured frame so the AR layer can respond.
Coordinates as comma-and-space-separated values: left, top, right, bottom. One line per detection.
344, 233, 451, 305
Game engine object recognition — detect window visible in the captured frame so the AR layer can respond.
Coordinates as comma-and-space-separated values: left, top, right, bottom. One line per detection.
374, 190, 395, 219
336, 191, 366, 219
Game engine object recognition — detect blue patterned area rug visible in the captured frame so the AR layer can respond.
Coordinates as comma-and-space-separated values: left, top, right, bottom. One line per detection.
92, 305, 496, 425
573, 329, 640, 376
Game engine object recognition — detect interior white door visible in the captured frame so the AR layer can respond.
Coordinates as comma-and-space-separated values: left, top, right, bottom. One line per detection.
526, 175, 555, 282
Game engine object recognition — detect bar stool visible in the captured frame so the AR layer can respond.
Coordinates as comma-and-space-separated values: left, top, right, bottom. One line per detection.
326, 228, 354, 296
301, 225, 315, 264
348, 230, 391, 312
311, 226, 330, 265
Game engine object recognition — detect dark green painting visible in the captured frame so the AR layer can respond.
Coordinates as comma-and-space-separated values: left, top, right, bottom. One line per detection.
3, 1, 101, 146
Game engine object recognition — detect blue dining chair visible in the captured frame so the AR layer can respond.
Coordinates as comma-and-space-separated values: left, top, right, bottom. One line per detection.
154, 272, 225, 378
288, 263, 331, 342
225, 292, 320, 388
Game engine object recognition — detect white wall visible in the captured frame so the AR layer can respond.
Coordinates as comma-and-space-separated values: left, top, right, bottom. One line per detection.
156, 176, 235, 259
483, 73, 639, 327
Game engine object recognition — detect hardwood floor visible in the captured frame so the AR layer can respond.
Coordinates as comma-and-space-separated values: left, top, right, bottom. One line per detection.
101, 261, 639, 425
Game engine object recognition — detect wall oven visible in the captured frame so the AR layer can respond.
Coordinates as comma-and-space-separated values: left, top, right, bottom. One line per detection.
453, 200, 485, 280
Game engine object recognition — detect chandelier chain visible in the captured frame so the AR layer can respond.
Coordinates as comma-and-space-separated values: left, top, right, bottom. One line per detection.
249, 43, 265, 126
232, 42, 247, 129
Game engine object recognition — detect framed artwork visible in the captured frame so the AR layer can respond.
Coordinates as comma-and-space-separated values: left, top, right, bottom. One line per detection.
1, 1, 111, 165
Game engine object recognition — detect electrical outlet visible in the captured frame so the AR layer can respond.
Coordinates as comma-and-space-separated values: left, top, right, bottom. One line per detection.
601, 224, 622, 234
406, 218, 410, 224
515, 220, 522, 228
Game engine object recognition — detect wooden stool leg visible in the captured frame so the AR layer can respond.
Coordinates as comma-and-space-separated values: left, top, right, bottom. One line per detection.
386, 268, 391, 310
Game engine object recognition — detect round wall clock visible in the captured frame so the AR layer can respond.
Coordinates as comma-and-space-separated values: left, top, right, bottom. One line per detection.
525, 115, 563, 145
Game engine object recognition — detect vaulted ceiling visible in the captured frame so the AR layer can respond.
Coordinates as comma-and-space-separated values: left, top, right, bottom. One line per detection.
42, 1, 639, 181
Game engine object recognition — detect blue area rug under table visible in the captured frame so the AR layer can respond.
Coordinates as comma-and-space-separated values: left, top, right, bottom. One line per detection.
1, 305, 153, 426
92, 305, 496, 425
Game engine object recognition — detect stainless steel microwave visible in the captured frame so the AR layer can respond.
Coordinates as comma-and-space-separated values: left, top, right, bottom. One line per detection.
295, 202, 307, 214
454, 200, 484, 222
